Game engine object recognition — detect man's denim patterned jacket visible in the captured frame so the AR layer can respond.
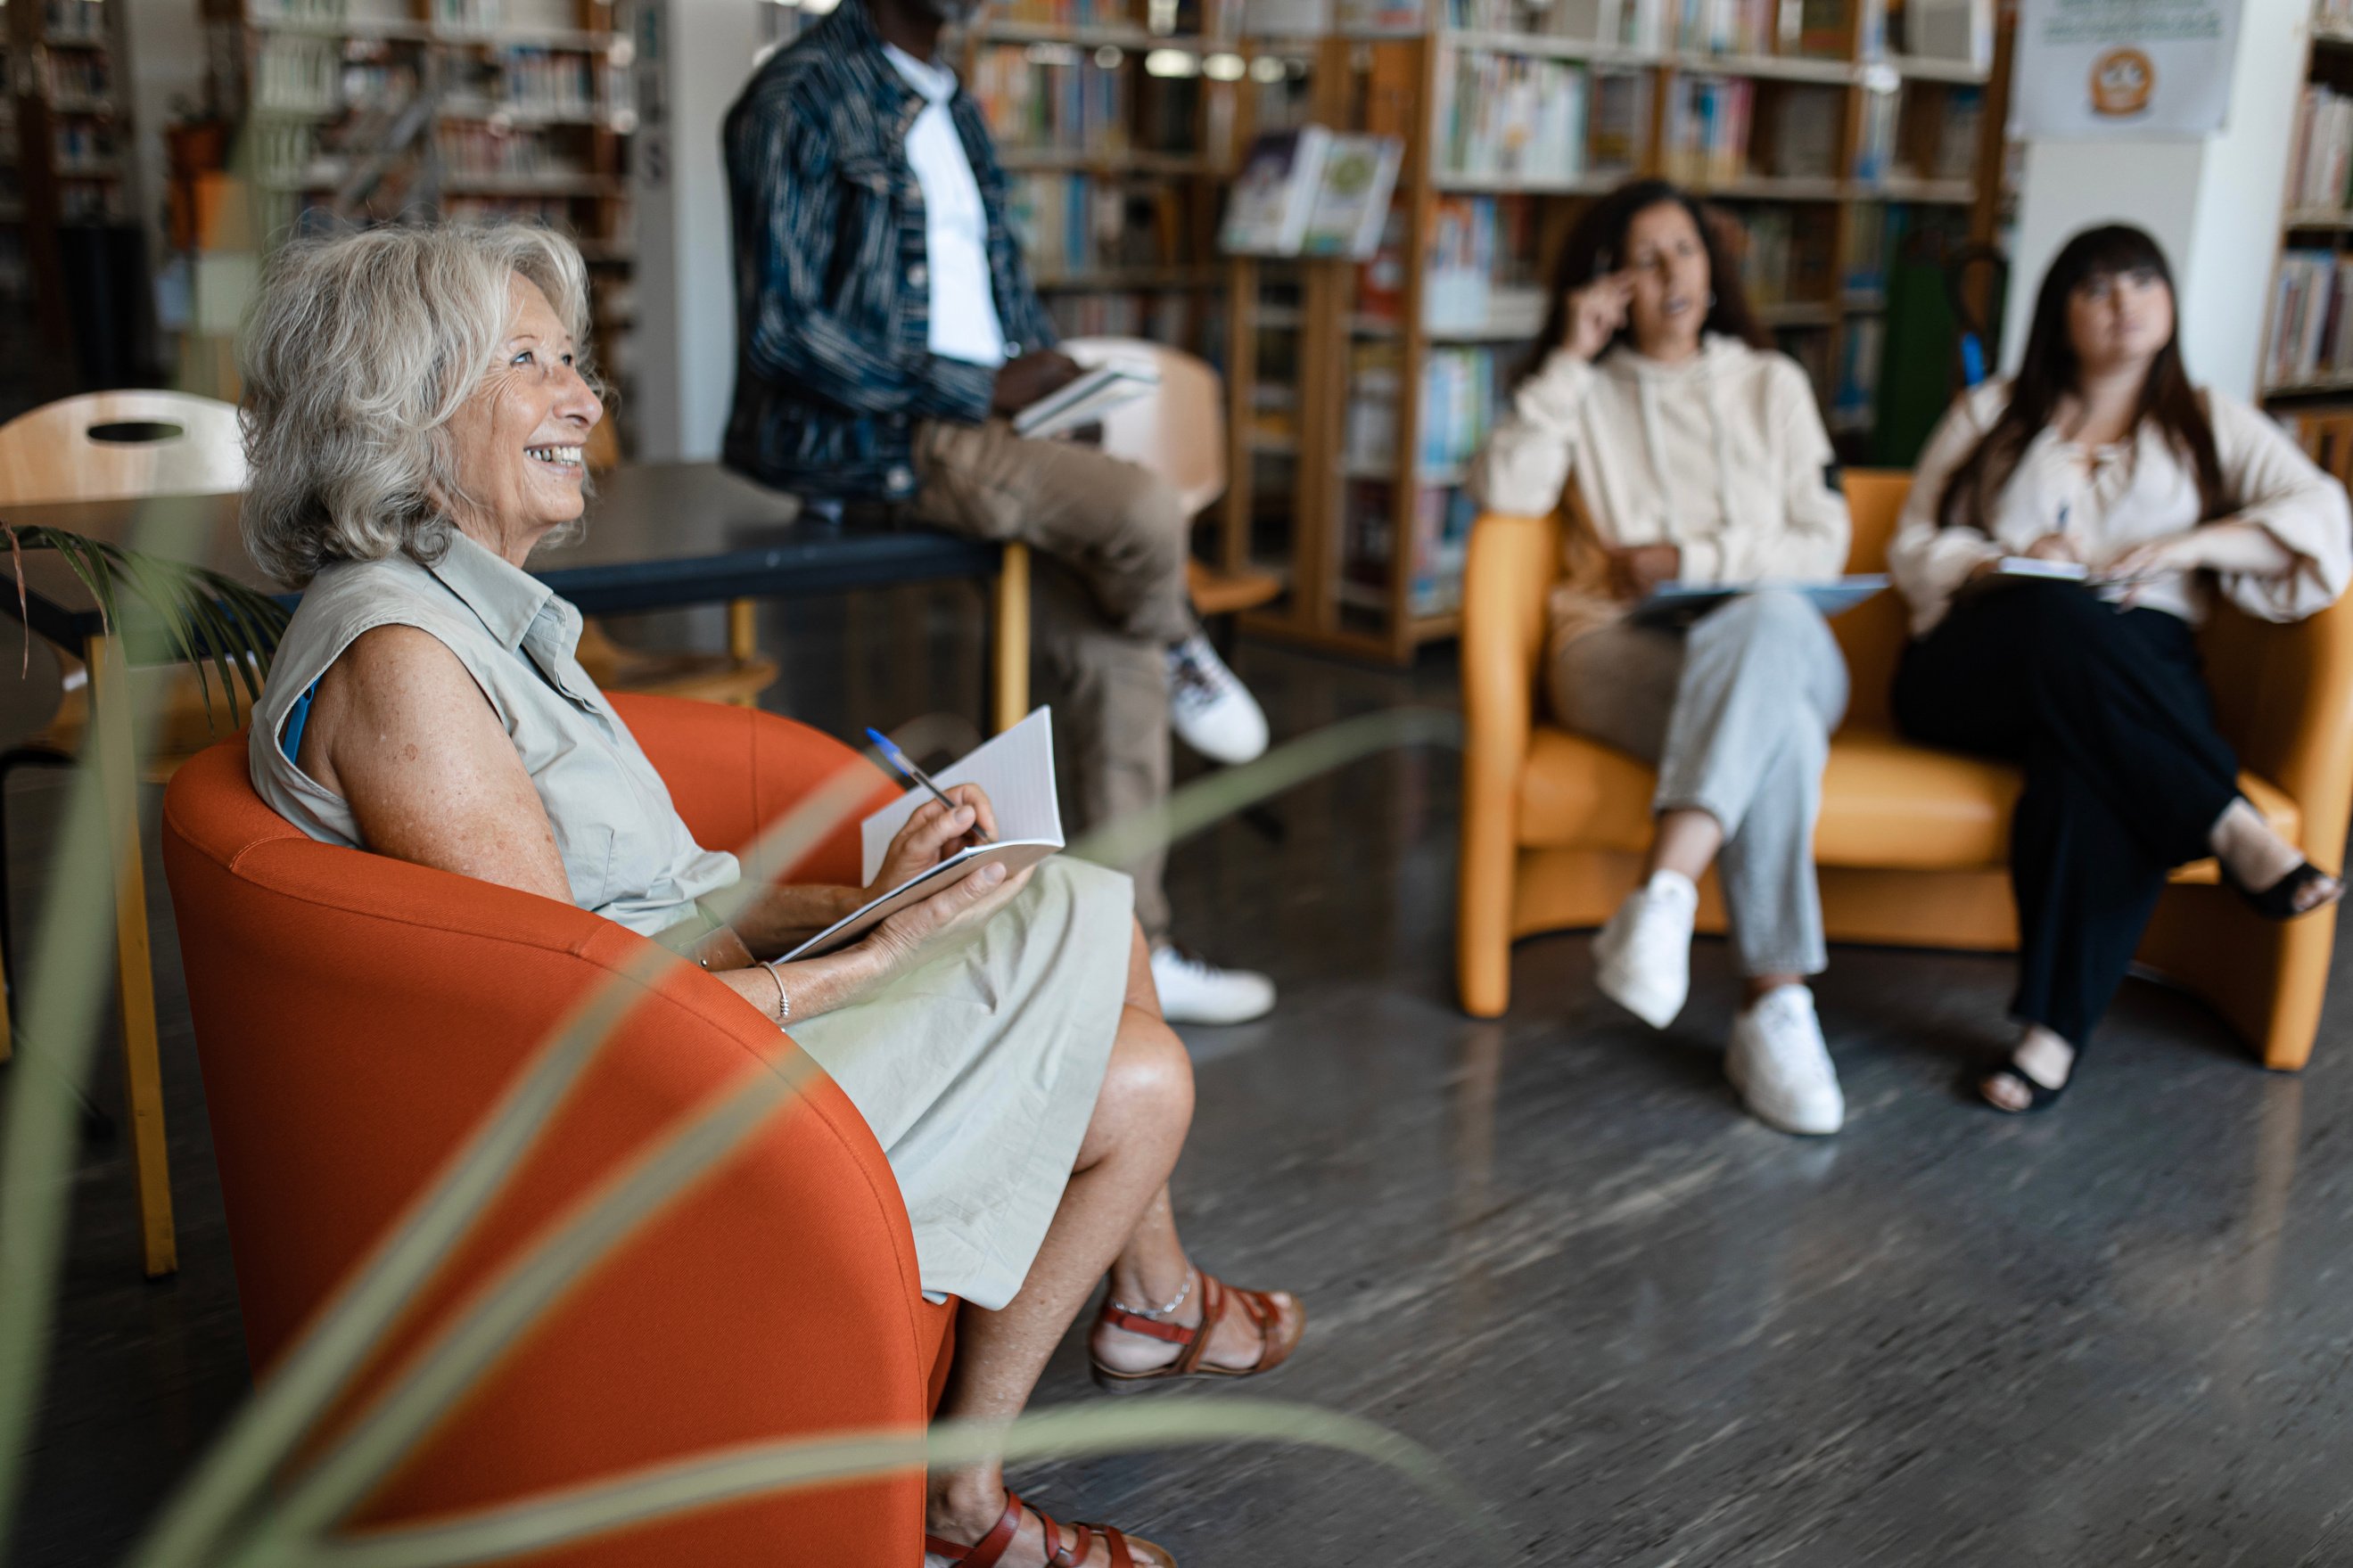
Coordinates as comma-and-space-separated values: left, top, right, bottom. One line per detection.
720, 0, 1058, 502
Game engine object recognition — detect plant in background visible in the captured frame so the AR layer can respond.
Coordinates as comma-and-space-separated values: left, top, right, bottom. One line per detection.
0, 522, 292, 726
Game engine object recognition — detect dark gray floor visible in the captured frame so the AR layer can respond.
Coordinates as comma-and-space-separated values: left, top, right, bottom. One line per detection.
10, 585, 2353, 1566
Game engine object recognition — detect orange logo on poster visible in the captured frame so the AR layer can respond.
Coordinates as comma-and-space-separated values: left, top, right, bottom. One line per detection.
2089, 47, 2155, 116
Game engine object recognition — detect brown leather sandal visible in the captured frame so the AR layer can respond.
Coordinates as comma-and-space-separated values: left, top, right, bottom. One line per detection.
1088, 1269, 1304, 1393
924, 1490, 1174, 1568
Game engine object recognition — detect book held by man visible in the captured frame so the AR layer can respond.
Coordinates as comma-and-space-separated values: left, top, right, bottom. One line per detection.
779, 708, 1065, 960
1013, 361, 1162, 439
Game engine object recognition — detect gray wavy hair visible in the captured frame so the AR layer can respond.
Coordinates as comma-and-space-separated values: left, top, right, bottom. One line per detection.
240, 223, 596, 587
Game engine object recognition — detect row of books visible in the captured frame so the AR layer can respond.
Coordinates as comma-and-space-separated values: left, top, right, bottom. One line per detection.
473, 48, 615, 119
1044, 290, 1216, 344
1739, 206, 1835, 304
970, 45, 1203, 158
253, 36, 343, 115
1433, 51, 1613, 185
2267, 251, 2353, 390
42, 0, 104, 44
433, 123, 592, 180
1416, 195, 1543, 331
1438, 0, 1663, 49
991, 0, 1238, 30
1007, 173, 1190, 276
1339, 482, 1477, 617
1340, 343, 1502, 476
41, 48, 113, 101
428, 0, 581, 35
1831, 312, 1883, 423
1661, 74, 1754, 185
2289, 86, 2353, 213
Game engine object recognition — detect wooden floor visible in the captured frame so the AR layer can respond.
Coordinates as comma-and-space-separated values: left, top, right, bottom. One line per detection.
11, 587, 2353, 1565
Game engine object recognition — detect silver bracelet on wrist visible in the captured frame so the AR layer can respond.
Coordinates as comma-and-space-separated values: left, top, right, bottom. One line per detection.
763, 959, 792, 1026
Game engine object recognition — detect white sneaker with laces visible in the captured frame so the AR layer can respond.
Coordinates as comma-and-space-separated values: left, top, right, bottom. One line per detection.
1149, 944, 1276, 1026
1167, 632, 1269, 765
1593, 870, 1698, 1029
1725, 985, 1844, 1136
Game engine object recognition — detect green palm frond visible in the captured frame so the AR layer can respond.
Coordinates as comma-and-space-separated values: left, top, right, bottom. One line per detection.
1, 523, 292, 729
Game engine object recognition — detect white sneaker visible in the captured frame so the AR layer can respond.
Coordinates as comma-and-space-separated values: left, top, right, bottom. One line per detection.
1593, 870, 1698, 1029
1725, 985, 1844, 1136
1167, 633, 1269, 765
1149, 944, 1277, 1025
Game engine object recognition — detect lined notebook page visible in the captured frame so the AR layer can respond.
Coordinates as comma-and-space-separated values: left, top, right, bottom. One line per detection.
860, 707, 1063, 886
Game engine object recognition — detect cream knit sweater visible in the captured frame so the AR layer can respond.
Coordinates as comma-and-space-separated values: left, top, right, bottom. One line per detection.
1890, 378, 2353, 636
1471, 334, 1851, 647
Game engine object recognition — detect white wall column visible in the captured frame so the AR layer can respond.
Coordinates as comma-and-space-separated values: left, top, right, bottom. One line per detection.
630, 0, 768, 461
2003, 0, 2310, 400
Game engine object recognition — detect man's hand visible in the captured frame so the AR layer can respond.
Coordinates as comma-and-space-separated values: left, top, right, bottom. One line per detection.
991, 350, 1085, 416
1606, 544, 1682, 602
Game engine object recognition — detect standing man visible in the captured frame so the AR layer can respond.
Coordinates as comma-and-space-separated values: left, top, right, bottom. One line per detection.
721, 0, 1277, 1023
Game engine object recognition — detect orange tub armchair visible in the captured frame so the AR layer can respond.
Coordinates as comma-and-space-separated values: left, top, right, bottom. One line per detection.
1458, 472, 2353, 1069
160, 694, 955, 1564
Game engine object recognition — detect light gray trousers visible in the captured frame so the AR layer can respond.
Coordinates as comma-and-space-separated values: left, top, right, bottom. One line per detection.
1547, 588, 1849, 978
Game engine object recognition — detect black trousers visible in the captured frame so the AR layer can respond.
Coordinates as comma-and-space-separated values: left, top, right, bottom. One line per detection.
1890, 580, 2242, 1048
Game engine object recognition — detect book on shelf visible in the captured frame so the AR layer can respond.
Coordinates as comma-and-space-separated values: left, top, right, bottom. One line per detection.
1355, 209, 1411, 322
1590, 70, 1652, 171
1337, 0, 1429, 31
2266, 250, 2353, 390
1006, 173, 1188, 277
1672, 0, 1801, 56
1434, 48, 1589, 185
1303, 135, 1405, 258
2290, 85, 2353, 214
1833, 312, 1884, 424
1222, 127, 1329, 255
1420, 194, 1543, 332
972, 43, 1132, 157
1443, 0, 1665, 51
1245, 0, 1336, 32
1663, 73, 1753, 185
1759, 86, 1840, 178
1884, 0, 1991, 65
1337, 481, 1476, 616
1852, 78, 1899, 179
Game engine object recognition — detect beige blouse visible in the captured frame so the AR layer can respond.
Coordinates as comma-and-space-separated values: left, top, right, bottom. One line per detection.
250, 528, 740, 938
1891, 380, 2353, 636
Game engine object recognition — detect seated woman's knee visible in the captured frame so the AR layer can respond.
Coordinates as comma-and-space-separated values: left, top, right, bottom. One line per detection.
1100, 1006, 1195, 1132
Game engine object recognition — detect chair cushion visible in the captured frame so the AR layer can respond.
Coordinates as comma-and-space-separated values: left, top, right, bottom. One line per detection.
1517, 724, 2300, 872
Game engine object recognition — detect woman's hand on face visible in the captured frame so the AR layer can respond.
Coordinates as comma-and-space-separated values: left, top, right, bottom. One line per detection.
1561, 273, 1635, 362
866, 784, 1000, 899
1605, 543, 1682, 601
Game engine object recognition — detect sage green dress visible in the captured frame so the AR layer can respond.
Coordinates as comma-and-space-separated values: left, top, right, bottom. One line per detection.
250, 528, 1131, 1309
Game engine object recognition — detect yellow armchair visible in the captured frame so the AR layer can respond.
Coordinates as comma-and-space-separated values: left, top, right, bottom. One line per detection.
1457, 471, 2353, 1070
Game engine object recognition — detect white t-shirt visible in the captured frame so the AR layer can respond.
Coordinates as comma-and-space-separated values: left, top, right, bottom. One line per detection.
884, 43, 1007, 368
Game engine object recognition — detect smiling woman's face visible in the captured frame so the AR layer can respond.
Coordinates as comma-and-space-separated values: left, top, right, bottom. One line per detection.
443, 273, 601, 562
1622, 200, 1711, 360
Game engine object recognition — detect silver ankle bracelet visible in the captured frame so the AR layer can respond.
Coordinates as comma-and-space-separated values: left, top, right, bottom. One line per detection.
1108, 1266, 1196, 1320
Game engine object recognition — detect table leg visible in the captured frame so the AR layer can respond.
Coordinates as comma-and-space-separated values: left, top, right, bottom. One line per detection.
727, 599, 759, 710
86, 634, 174, 1277
991, 542, 1031, 736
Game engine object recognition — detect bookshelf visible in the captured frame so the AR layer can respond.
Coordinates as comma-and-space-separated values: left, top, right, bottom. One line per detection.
1230, 0, 2010, 665
2260, 4, 2353, 429
3, 0, 144, 413
210, 0, 641, 410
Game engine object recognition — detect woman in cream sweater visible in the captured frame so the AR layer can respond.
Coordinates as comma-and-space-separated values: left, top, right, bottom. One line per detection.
1891, 224, 2350, 1113
1474, 178, 1855, 1136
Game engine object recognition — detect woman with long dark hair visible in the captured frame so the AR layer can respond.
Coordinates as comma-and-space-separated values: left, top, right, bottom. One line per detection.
1474, 179, 1855, 1136
1890, 223, 2352, 1112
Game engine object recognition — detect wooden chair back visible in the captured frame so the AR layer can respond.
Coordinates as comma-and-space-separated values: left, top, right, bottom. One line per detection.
0, 390, 246, 505
1059, 337, 1225, 518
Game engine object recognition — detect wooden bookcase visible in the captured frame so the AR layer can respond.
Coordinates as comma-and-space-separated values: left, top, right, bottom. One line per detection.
1232, 0, 2012, 664
3, 0, 144, 414
2260, 4, 2353, 455
211, 0, 638, 406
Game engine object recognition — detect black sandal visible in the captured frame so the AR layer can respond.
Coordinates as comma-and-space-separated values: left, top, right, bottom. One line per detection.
1977, 1060, 2069, 1114
2221, 859, 2344, 922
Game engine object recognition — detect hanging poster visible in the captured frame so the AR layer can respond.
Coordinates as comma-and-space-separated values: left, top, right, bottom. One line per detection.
2012, 0, 2243, 138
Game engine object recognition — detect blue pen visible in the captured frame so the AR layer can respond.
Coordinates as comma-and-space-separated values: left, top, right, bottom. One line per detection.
865, 728, 993, 844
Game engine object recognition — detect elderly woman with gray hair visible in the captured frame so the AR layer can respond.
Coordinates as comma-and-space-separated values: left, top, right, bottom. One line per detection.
239, 224, 1302, 1568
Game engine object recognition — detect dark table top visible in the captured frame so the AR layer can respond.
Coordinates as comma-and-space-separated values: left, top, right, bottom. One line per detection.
0, 462, 1002, 654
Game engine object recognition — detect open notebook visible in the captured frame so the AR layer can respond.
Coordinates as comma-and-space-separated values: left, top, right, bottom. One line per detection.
779, 708, 1065, 960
